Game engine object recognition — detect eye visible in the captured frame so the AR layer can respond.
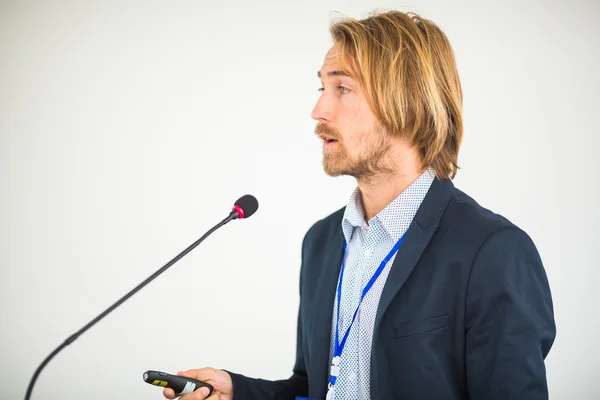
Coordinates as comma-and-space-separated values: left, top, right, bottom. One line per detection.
317, 86, 350, 94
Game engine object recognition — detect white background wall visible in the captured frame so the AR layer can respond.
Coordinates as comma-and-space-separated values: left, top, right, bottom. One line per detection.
1, 1, 598, 399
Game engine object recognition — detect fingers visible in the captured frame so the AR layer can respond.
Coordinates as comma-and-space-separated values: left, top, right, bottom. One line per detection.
179, 388, 220, 400
206, 391, 222, 400
163, 387, 218, 400
161, 368, 220, 400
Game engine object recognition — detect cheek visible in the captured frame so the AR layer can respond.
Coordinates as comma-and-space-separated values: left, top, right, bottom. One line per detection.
345, 124, 382, 159
343, 133, 366, 158
337, 104, 375, 155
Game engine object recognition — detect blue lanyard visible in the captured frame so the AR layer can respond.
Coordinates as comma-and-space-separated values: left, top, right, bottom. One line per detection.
330, 234, 405, 386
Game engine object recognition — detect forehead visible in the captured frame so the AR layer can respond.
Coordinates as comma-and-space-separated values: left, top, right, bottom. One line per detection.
318, 45, 341, 78
318, 45, 352, 79
323, 45, 339, 66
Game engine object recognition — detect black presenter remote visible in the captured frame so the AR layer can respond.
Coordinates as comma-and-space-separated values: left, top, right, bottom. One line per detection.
143, 370, 214, 396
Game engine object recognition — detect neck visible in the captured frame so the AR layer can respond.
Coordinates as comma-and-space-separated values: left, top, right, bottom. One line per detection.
357, 146, 424, 222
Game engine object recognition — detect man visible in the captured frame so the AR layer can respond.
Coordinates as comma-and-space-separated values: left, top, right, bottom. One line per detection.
163, 10, 555, 400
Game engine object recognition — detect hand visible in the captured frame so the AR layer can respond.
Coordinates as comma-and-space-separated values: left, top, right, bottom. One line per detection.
165, 388, 222, 400
162, 368, 233, 400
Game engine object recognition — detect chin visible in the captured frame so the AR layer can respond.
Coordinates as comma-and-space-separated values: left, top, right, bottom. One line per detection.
324, 169, 345, 177
323, 152, 360, 177
323, 162, 352, 177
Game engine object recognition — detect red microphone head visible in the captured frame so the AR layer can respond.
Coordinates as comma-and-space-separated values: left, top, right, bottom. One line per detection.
231, 194, 259, 219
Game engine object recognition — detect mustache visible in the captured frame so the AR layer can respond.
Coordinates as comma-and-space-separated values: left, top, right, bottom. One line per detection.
314, 123, 341, 140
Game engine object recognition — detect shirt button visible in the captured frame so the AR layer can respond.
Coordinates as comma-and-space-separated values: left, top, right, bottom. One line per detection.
348, 373, 357, 382
363, 249, 371, 258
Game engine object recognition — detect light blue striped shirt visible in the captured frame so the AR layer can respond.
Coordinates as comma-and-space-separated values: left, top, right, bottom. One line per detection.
330, 168, 435, 399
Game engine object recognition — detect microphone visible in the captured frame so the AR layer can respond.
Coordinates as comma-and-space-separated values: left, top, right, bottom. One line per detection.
24, 194, 259, 400
229, 194, 259, 220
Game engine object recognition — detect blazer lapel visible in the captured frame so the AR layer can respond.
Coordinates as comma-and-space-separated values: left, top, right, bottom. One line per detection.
309, 225, 345, 400
374, 178, 454, 332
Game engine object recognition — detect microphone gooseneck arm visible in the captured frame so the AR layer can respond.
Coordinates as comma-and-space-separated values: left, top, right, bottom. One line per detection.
24, 213, 238, 400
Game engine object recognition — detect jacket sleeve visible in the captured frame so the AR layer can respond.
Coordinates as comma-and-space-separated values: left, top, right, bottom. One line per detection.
465, 226, 556, 399
224, 231, 311, 400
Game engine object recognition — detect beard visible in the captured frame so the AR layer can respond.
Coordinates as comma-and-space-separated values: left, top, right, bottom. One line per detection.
315, 123, 393, 182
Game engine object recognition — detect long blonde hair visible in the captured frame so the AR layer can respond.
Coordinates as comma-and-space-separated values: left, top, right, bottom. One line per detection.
330, 11, 463, 179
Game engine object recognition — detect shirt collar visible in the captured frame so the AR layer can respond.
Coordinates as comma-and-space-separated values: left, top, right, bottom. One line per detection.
341, 168, 435, 242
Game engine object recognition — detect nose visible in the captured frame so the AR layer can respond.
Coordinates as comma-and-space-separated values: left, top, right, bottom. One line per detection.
311, 92, 332, 122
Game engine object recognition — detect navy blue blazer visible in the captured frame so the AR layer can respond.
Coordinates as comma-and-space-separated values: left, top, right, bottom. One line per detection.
228, 178, 555, 399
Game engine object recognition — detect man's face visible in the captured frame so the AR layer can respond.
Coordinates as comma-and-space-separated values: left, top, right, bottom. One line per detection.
312, 45, 392, 180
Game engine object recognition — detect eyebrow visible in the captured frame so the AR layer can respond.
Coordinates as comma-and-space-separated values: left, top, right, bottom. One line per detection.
317, 70, 351, 78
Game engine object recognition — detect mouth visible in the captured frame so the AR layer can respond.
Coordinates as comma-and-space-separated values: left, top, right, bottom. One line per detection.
318, 134, 338, 145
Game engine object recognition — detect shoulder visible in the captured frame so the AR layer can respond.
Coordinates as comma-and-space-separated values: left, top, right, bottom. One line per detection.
441, 182, 541, 268
442, 182, 530, 242
447, 185, 510, 227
